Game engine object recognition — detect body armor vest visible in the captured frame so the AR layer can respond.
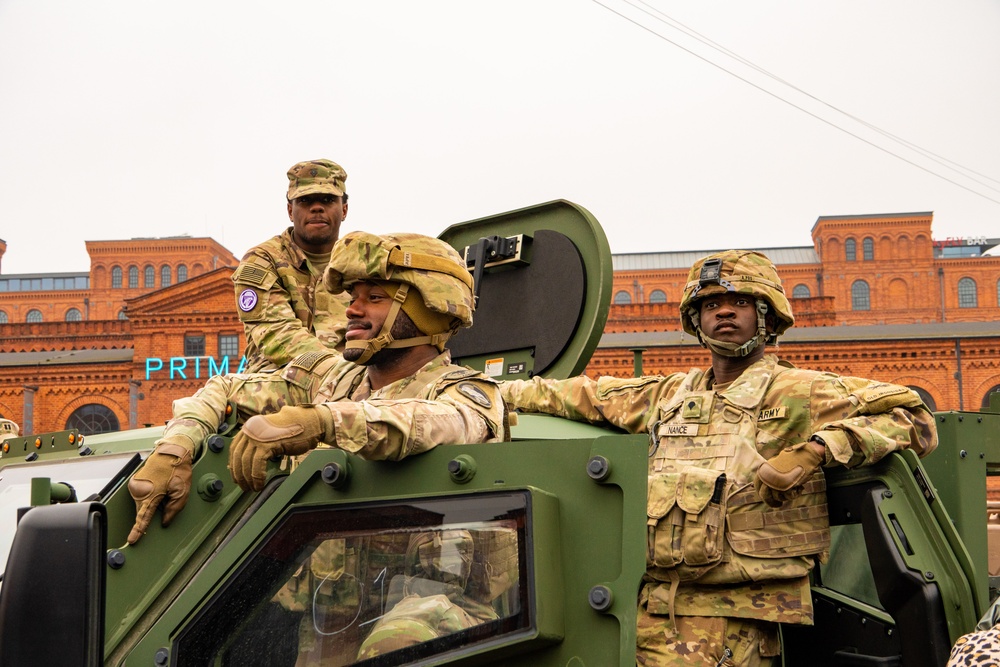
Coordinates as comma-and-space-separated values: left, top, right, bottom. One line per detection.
645, 363, 830, 587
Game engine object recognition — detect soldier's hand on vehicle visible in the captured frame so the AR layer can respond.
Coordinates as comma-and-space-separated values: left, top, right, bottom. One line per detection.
754, 440, 825, 508
229, 405, 330, 491
127, 440, 194, 544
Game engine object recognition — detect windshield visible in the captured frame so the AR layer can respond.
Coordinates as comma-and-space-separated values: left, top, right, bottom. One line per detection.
0, 453, 139, 578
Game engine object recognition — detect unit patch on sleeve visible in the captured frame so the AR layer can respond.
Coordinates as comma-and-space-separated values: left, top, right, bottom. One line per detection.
456, 382, 492, 409
238, 288, 259, 312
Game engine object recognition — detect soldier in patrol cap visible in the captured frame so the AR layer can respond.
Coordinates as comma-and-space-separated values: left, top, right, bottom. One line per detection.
502, 249, 938, 666
128, 231, 507, 545
232, 159, 351, 373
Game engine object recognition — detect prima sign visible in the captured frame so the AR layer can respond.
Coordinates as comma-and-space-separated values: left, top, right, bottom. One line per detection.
145, 356, 249, 380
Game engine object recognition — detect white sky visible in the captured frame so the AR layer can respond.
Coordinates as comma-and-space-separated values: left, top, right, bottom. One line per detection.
1, 1, 998, 275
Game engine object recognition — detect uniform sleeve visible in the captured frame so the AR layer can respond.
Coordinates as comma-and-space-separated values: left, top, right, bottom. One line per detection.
808, 376, 938, 467
501, 374, 683, 435
161, 372, 309, 455
233, 254, 335, 369
317, 383, 505, 461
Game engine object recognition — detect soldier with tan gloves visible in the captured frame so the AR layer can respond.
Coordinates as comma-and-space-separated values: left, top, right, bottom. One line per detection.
233, 159, 352, 373
128, 232, 507, 545
501, 250, 938, 666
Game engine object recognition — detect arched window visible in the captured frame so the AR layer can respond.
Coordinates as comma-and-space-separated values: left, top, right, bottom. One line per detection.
161, 265, 172, 287
862, 237, 874, 261
65, 308, 82, 322
958, 278, 977, 308
144, 265, 155, 287
26, 309, 43, 322
792, 284, 811, 298
908, 386, 937, 412
614, 290, 632, 305
845, 238, 857, 261
66, 404, 120, 435
984, 385, 1000, 411
851, 280, 870, 310
128, 266, 139, 288
118, 309, 128, 320
0, 310, 7, 324
177, 265, 188, 282
649, 289, 667, 304
112, 266, 123, 289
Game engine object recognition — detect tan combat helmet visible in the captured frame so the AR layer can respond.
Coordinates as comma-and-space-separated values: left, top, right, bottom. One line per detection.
324, 232, 475, 365
679, 250, 794, 358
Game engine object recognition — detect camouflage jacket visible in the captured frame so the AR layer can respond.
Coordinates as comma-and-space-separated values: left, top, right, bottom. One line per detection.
503, 355, 937, 623
162, 350, 506, 461
232, 227, 348, 372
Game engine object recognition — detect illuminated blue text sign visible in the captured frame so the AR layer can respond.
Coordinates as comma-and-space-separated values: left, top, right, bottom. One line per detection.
145, 356, 249, 380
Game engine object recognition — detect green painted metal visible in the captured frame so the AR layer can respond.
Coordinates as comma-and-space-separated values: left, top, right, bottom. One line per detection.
439, 199, 613, 381
118, 434, 649, 666
922, 409, 1000, 608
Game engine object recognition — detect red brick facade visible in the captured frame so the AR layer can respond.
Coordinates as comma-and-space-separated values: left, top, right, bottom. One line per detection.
589, 213, 1000, 412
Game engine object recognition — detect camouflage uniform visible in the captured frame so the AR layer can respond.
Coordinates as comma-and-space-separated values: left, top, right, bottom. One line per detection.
503, 249, 937, 665
503, 356, 936, 665
163, 349, 505, 461
233, 227, 348, 373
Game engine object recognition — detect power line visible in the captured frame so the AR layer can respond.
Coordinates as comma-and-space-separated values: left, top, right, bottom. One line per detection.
591, 0, 1000, 205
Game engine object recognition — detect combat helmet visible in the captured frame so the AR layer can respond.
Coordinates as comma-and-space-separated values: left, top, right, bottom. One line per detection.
679, 250, 794, 358
324, 232, 475, 364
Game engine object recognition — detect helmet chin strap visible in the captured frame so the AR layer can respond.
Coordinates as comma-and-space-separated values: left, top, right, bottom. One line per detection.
693, 300, 772, 358
344, 284, 454, 365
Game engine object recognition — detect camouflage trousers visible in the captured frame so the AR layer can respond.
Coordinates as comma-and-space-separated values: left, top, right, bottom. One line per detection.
636, 604, 780, 666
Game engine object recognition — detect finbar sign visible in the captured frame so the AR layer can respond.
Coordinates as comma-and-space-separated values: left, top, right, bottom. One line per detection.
933, 236, 988, 248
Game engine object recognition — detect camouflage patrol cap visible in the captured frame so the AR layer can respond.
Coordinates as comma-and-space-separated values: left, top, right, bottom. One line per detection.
286, 159, 347, 200
325, 232, 475, 329
680, 250, 794, 338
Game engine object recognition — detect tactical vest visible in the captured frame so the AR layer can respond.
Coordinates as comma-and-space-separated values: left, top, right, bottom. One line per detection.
645, 364, 830, 587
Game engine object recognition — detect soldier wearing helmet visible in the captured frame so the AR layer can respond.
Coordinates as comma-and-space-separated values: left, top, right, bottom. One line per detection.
233, 159, 352, 373
502, 249, 937, 666
129, 232, 506, 546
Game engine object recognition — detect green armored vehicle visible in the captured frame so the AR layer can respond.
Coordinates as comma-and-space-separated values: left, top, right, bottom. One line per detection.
0, 201, 997, 666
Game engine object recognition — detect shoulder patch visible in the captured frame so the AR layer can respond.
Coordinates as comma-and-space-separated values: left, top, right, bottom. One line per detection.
233, 262, 271, 287
456, 382, 492, 409
237, 288, 259, 312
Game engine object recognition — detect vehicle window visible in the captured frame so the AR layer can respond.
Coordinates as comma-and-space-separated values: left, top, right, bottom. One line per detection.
176, 492, 531, 666
0, 453, 139, 578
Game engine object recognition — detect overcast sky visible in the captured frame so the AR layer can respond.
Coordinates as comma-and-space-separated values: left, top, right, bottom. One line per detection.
1, 1, 998, 275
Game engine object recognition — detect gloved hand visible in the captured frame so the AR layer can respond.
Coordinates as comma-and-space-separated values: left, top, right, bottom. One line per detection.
754, 440, 825, 508
127, 440, 194, 545
229, 405, 331, 492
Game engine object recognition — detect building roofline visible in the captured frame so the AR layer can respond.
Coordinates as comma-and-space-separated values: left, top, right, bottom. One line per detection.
599, 320, 1000, 349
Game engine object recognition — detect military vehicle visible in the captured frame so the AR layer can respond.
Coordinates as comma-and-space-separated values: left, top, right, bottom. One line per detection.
0, 200, 997, 666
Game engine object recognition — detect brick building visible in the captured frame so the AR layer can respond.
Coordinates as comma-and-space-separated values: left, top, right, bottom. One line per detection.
0, 236, 240, 434
591, 212, 1000, 412
0, 211, 997, 436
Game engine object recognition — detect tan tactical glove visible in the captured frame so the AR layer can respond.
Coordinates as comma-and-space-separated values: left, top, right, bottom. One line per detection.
127, 440, 194, 545
754, 440, 825, 508
229, 405, 332, 492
